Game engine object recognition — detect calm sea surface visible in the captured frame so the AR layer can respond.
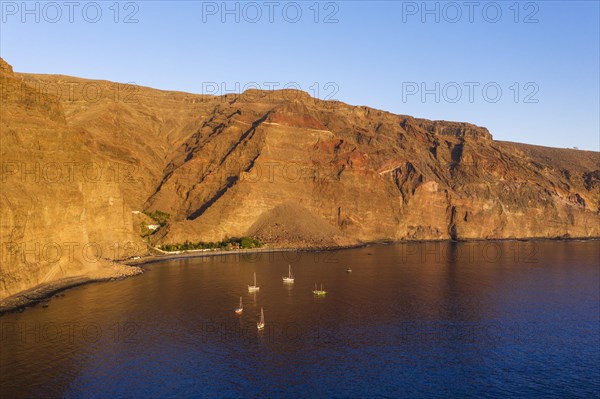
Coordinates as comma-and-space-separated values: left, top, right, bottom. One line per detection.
1, 240, 599, 398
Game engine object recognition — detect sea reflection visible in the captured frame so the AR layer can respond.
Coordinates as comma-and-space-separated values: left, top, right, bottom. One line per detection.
1, 240, 598, 398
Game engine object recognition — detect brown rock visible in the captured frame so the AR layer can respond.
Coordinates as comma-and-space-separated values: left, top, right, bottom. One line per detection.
1, 58, 599, 301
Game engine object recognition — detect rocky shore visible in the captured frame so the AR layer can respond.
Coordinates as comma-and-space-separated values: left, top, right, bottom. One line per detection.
4, 237, 597, 315
0, 243, 368, 315
0, 263, 143, 315
2, 56, 598, 310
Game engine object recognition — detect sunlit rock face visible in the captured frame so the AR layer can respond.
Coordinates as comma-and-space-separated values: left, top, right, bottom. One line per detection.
145, 89, 599, 245
1, 57, 599, 299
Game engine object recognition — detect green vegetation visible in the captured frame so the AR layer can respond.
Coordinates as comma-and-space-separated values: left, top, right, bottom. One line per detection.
143, 210, 170, 227
138, 210, 170, 238
160, 237, 264, 252
140, 221, 153, 237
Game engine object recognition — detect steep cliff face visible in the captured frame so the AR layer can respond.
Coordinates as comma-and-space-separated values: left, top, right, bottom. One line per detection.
145, 90, 599, 244
0, 59, 143, 299
16, 71, 212, 210
2, 58, 599, 299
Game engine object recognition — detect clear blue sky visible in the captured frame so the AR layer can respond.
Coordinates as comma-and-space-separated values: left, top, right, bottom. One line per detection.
1, 1, 598, 150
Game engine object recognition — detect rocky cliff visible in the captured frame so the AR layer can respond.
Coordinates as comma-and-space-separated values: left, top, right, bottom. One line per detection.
1, 58, 599, 300
0, 59, 145, 299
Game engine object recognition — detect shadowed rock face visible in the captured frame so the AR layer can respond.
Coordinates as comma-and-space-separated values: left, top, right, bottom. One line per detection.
1, 58, 599, 299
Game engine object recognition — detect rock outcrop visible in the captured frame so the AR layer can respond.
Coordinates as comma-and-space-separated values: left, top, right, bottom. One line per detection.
0, 59, 145, 299
145, 90, 599, 244
1, 58, 599, 300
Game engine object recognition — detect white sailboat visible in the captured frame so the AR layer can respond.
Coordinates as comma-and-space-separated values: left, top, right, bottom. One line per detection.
235, 296, 243, 314
248, 272, 260, 292
257, 307, 265, 330
313, 282, 327, 296
282, 264, 294, 283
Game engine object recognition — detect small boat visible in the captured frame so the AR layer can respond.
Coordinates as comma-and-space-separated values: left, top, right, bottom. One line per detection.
248, 272, 260, 292
313, 283, 327, 296
346, 267, 352, 273
257, 307, 265, 331
235, 296, 243, 314
282, 264, 294, 283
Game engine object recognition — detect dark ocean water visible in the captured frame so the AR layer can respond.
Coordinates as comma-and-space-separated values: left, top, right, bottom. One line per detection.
1, 240, 599, 398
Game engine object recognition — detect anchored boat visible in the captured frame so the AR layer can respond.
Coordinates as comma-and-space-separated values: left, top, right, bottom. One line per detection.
313, 283, 327, 296
248, 272, 260, 293
235, 296, 243, 314
257, 307, 265, 331
282, 264, 294, 284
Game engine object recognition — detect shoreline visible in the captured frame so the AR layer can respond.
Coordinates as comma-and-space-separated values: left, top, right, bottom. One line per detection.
124, 243, 366, 267
128, 235, 600, 268
0, 268, 144, 316
1, 236, 597, 316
